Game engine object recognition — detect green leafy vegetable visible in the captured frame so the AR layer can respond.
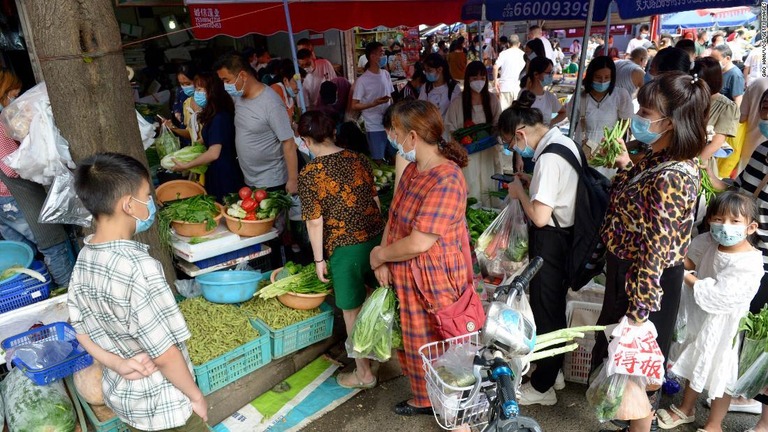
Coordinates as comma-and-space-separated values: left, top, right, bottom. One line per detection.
257, 263, 331, 298
160, 145, 208, 174
348, 287, 396, 361
157, 195, 220, 247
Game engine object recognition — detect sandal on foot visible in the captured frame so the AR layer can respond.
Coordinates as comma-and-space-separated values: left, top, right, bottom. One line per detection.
656, 405, 695, 429
336, 368, 377, 389
393, 399, 433, 416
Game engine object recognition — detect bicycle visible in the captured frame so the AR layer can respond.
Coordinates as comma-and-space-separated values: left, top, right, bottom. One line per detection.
420, 257, 545, 432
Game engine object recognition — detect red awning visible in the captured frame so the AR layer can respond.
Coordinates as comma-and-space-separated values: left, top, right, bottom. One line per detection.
185, 0, 466, 39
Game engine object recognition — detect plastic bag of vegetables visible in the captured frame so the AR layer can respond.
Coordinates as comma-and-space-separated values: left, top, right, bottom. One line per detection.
475, 199, 527, 262
160, 144, 208, 174
733, 351, 768, 398
154, 125, 181, 160
586, 364, 651, 422
347, 287, 396, 362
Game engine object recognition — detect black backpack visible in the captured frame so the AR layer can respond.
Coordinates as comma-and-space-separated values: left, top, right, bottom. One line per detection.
540, 143, 611, 291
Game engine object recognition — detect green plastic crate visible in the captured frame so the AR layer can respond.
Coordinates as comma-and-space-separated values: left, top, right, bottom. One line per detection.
255, 302, 334, 358
72, 385, 129, 432
194, 319, 271, 395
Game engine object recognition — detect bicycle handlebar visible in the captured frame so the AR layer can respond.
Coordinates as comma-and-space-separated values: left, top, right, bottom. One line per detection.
493, 256, 543, 303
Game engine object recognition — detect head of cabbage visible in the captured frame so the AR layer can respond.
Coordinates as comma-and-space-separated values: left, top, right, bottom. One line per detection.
160, 145, 208, 175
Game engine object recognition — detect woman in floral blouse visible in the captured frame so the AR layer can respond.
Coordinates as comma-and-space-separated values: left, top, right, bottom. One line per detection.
592, 71, 710, 432
297, 111, 385, 390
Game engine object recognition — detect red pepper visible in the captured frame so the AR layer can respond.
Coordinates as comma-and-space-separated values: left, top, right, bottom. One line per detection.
461, 136, 473, 145
241, 198, 257, 212
463, 120, 476, 128
244, 213, 256, 221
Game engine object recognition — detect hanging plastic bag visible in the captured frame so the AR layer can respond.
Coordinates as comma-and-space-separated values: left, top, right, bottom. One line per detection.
136, 110, 156, 150
739, 336, 765, 378
505, 199, 528, 262
668, 283, 692, 366
153, 125, 180, 160
476, 199, 528, 277
586, 364, 651, 422
0, 82, 48, 141
346, 286, 396, 362
605, 317, 665, 386
733, 352, 768, 399
38, 163, 92, 227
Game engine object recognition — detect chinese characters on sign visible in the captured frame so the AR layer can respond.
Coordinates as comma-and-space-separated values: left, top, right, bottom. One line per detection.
606, 318, 665, 383
192, 7, 222, 29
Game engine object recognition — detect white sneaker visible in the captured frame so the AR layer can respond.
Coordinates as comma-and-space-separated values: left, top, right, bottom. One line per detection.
554, 370, 566, 391
518, 382, 557, 406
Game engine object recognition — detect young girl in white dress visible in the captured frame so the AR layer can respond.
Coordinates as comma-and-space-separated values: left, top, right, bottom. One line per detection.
657, 191, 764, 432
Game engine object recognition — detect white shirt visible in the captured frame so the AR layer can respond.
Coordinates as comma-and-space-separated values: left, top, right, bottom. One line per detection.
303, 58, 337, 108
626, 37, 648, 55
495, 47, 526, 93
745, 46, 766, 84
352, 69, 394, 132
670, 234, 763, 399
729, 39, 747, 63
540, 37, 555, 64
357, 54, 369, 69
529, 128, 580, 227
565, 88, 633, 145
419, 81, 462, 117
531, 91, 563, 124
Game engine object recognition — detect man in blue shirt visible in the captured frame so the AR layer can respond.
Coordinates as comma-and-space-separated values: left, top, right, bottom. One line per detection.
712, 44, 745, 106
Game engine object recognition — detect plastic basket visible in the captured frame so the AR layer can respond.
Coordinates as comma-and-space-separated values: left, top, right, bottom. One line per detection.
0, 260, 49, 291
0, 281, 51, 314
256, 302, 334, 358
563, 301, 602, 384
72, 386, 130, 432
465, 136, 497, 155
1, 322, 93, 384
194, 319, 272, 395
419, 332, 490, 430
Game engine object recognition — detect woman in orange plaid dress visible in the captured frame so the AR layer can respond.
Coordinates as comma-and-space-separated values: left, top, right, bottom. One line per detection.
370, 100, 471, 416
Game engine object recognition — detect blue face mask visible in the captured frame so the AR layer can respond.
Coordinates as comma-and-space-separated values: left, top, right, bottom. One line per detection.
379, 57, 388, 68
592, 81, 610, 93
224, 74, 244, 98
387, 134, 398, 150
759, 120, 768, 139
542, 75, 554, 86
426, 72, 439, 83
131, 196, 156, 235
286, 85, 296, 99
181, 85, 194, 97
513, 133, 535, 158
631, 114, 666, 145
398, 143, 416, 163
193, 90, 207, 108
709, 222, 748, 247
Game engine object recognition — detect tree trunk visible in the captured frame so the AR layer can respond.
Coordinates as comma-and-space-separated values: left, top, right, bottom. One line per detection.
21, 0, 177, 283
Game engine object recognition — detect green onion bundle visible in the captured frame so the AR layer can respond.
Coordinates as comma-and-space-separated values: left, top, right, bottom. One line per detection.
589, 119, 630, 168
348, 287, 396, 362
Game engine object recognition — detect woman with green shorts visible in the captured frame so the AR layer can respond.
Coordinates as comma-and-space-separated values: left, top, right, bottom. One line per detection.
297, 111, 385, 389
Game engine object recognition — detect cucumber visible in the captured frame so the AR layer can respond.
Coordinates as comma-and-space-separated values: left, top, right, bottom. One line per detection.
2, 367, 76, 432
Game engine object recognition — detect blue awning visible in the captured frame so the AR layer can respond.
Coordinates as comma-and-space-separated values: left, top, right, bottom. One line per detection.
661, 7, 757, 31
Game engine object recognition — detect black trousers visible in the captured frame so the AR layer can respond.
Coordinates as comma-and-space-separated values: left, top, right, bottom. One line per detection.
750, 272, 768, 314
591, 252, 683, 409
528, 225, 571, 393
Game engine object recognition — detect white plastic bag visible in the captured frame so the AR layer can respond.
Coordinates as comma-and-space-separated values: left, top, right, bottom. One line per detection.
1, 87, 75, 186
136, 110, 155, 150
175, 279, 202, 299
0, 82, 48, 141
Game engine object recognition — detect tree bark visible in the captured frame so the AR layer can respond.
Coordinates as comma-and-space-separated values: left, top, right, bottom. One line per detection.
21, 0, 176, 282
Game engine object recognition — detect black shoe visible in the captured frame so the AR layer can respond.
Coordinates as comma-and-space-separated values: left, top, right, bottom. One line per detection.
393, 400, 434, 416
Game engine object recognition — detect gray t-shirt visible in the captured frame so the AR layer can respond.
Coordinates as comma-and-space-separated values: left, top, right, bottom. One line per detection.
234, 86, 294, 188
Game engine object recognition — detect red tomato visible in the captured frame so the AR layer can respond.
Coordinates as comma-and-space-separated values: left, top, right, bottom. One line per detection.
244, 213, 256, 221
253, 189, 268, 203
238, 187, 253, 200
241, 198, 257, 212
461, 136, 473, 145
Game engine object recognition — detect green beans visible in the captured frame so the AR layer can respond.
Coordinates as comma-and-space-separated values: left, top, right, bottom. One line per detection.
178, 297, 261, 365
240, 297, 321, 330
699, 167, 721, 205
589, 119, 630, 168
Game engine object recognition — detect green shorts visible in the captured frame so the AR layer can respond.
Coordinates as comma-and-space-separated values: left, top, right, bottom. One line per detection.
328, 236, 381, 310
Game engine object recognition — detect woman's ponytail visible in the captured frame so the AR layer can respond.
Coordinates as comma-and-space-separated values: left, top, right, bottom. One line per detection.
438, 136, 469, 168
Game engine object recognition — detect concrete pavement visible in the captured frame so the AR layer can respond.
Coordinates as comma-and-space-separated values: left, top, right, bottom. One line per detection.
304, 354, 762, 432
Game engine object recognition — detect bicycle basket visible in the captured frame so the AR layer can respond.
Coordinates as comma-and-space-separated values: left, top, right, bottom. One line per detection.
420, 332, 491, 430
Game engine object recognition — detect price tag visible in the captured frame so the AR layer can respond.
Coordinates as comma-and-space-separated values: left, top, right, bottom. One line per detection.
31, 291, 41, 299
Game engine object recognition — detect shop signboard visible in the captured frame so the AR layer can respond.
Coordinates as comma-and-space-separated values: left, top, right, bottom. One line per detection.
402, 27, 420, 63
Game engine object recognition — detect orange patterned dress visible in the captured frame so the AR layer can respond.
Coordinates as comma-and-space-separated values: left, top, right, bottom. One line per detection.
386, 161, 469, 406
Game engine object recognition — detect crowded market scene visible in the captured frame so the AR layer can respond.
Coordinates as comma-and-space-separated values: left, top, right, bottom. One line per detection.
0, 0, 768, 431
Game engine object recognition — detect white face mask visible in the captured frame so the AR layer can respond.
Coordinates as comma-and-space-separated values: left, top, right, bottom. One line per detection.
469, 80, 486, 93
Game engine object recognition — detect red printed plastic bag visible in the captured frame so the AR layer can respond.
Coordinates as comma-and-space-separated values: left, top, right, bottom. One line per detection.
605, 317, 664, 385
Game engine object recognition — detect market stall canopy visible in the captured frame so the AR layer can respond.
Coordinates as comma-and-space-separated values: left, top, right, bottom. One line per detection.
661, 7, 757, 31
183, 0, 465, 39
462, 0, 759, 22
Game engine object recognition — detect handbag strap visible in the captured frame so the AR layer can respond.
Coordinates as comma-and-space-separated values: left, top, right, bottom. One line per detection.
754, 170, 768, 198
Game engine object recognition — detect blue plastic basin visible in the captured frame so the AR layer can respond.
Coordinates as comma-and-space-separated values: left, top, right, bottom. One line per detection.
195, 270, 262, 304
0, 241, 34, 285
